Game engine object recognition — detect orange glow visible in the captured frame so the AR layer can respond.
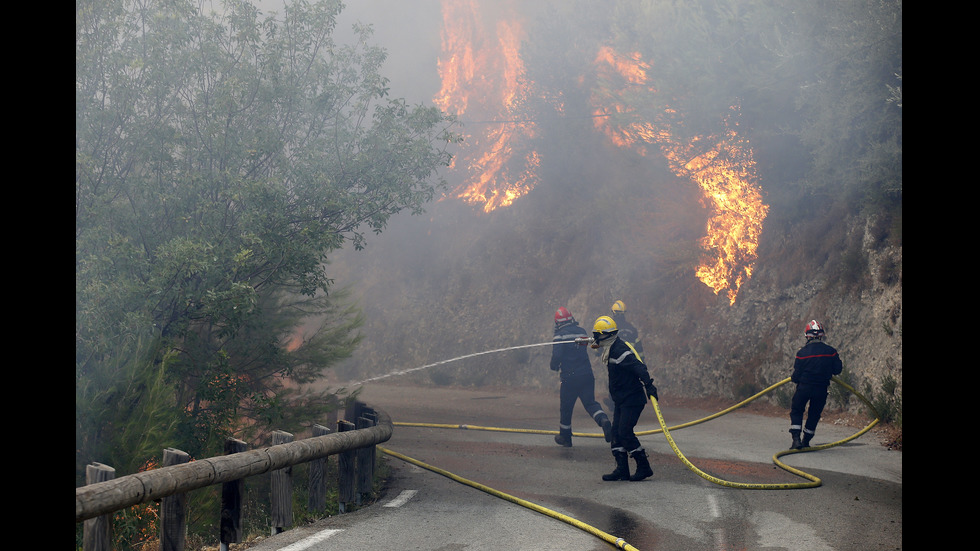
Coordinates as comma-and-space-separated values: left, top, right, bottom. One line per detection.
435, 0, 538, 213
591, 48, 768, 305
663, 114, 768, 305
434, 4, 767, 304
285, 331, 303, 352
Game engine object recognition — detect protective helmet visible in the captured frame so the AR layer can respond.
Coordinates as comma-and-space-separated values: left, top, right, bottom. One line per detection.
592, 315, 619, 342
804, 320, 825, 339
554, 307, 574, 324
611, 300, 626, 314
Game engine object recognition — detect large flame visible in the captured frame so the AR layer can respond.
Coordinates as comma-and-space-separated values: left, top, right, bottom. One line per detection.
434, 0, 539, 213
434, 5, 767, 304
591, 47, 768, 305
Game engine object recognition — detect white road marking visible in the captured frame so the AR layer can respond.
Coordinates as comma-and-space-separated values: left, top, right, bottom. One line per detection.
383, 489, 418, 507
707, 494, 725, 550
707, 493, 721, 518
752, 510, 834, 550
277, 529, 343, 551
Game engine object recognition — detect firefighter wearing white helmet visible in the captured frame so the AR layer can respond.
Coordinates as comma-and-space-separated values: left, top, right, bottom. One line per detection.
591, 315, 658, 482
788, 320, 843, 450
549, 307, 612, 447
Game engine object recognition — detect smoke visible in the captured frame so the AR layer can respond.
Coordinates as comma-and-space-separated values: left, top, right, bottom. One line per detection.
333, 0, 444, 107
320, 0, 709, 387
312, 0, 900, 394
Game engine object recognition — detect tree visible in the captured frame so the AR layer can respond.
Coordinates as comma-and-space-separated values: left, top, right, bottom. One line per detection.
76, 0, 457, 472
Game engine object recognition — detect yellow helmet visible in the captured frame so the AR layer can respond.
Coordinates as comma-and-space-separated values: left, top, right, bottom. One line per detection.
592, 315, 618, 340
611, 300, 626, 314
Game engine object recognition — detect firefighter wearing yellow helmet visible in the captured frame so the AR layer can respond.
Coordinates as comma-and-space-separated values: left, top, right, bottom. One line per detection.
591, 315, 658, 482
610, 300, 643, 355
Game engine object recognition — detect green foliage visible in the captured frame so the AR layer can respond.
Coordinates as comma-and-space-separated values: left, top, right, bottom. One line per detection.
75, 331, 179, 483
77, 0, 456, 496
864, 373, 902, 427
829, 365, 853, 410
773, 386, 792, 410
834, 235, 868, 290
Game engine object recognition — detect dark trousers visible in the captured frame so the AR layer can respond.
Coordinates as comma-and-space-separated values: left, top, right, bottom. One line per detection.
790, 383, 829, 435
559, 375, 602, 428
610, 400, 645, 453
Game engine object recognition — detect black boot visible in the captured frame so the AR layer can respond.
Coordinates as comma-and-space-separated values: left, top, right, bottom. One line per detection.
602, 451, 630, 481
801, 432, 813, 448
596, 413, 613, 442
629, 450, 653, 481
554, 428, 572, 447
790, 430, 803, 450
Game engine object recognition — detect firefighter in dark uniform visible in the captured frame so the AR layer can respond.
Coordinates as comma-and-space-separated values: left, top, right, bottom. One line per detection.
591, 315, 658, 481
550, 307, 612, 447
600, 300, 643, 411
610, 300, 643, 356
789, 320, 844, 450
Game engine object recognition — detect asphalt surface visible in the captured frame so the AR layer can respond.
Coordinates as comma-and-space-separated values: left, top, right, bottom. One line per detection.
245, 382, 902, 551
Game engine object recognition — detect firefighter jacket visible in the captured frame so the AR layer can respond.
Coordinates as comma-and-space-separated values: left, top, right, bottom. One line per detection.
605, 337, 654, 406
791, 340, 843, 387
611, 314, 643, 355
550, 321, 593, 381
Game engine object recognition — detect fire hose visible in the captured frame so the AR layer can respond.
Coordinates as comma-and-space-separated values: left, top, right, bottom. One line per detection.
379, 376, 880, 548
378, 446, 641, 550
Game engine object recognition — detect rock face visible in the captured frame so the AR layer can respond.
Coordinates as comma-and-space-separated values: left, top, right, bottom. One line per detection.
641, 237, 902, 418
330, 201, 901, 420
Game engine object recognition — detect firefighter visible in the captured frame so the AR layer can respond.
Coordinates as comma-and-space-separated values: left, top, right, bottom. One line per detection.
610, 300, 643, 355
788, 320, 844, 450
600, 300, 643, 411
591, 315, 657, 481
549, 307, 612, 447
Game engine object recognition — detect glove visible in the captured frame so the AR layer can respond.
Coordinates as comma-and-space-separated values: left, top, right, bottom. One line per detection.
646, 383, 659, 401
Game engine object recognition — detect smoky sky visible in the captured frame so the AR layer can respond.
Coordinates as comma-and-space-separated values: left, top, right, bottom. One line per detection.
332, 0, 444, 106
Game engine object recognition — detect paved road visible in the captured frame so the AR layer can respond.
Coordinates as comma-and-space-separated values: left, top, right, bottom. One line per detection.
246, 382, 902, 551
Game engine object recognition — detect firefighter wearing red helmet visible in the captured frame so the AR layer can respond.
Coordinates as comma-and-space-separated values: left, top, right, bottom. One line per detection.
788, 320, 844, 450
550, 307, 612, 447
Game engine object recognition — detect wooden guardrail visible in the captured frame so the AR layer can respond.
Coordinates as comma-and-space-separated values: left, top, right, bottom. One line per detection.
76, 401, 391, 550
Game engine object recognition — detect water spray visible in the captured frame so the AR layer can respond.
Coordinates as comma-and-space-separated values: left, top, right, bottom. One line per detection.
350, 337, 594, 387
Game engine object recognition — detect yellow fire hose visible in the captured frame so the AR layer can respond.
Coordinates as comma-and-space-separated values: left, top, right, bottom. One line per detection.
380, 376, 881, 548
379, 446, 641, 550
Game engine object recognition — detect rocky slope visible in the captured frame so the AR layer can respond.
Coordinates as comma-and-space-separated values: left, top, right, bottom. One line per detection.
324, 160, 901, 422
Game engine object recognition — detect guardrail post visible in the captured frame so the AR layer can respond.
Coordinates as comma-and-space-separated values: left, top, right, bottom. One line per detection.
362, 408, 378, 477
337, 419, 356, 512
220, 438, 247, 551
356, 411, 376, 503
160, 448, 190, 551
270, 430, 294, 534
83, 463, 115, 551
345, 399, 361, 426
307, 424, 331, 512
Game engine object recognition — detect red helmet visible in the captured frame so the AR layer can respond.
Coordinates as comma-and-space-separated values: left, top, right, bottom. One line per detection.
804, 320, 825, 338
554, 307, 574, 324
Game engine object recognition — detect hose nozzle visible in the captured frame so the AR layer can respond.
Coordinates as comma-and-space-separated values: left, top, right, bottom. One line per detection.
574, 336, 594, 346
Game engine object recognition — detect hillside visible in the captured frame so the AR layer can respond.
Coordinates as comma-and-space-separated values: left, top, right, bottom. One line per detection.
322, 136, 902, 424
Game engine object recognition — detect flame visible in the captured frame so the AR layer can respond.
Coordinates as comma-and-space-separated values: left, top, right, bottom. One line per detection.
433, 4, 767, 303
664, 114, 768, 305
591, 48, 768, 305
435, 0, 538, 213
